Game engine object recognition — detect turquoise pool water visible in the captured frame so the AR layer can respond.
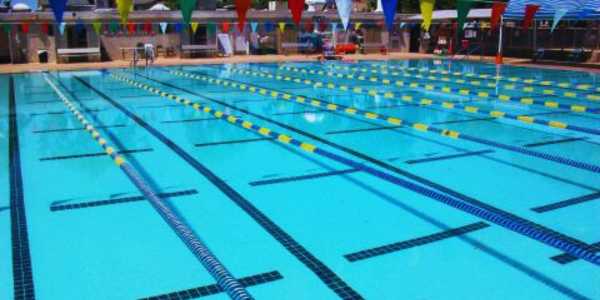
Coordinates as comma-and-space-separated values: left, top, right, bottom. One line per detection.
1, 59, 599, 300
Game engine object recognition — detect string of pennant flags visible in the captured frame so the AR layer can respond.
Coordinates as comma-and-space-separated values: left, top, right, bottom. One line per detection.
2, 0, 596, 37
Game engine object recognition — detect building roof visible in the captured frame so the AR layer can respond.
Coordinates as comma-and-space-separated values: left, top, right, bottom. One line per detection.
504, 0, 600, 20
408, 8, 491, 21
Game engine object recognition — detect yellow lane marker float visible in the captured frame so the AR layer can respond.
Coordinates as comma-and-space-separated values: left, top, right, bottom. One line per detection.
280, 66, 599, 114
221, 67, 600, 136
369, 63, 600, 99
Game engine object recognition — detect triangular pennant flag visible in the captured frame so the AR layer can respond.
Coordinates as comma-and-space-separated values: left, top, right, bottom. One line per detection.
92, 22, 102, 35
180, 0, 198, 25
523, 4, 540, 29
399, 22, 406, 29
354, 22, 361, 29
331, 22, 338, 31
289, 0, 305, 26
76, 20, 85, 35
49, 0, 68, 24
20, 22, 30, 35
306, 20, 314, 32
382, 0, 400, 31
235, 0, 251, 31
116, 0, 133, 24
319, 20, 328, 32
143, 22, 152, 33
250, 22, 258, 32
109, 20, 119, 33
456, 0, 472, 33
279, 22, 286, 32
490, 1, 508, 30
265, 20, 274, 32
419, 0, 435, 31
160, 22, 168, 34
335, 0, 352, 30
40, 23, 50, 35
207, 22, 215, 34
191, 22, 199, 33
221, 22, 231, 33
551, 8, 568, 33
58, 22, 66, 35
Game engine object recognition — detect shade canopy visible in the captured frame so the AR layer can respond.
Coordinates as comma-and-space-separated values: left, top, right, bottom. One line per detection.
504, 0, 600, 20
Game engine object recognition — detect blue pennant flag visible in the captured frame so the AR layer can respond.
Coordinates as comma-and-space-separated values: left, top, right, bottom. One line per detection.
382, 0, 400, 31
264, 20, 274, 32
49, 0, 68, 24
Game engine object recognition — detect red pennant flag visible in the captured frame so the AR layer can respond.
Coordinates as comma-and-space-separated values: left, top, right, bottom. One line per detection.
235, 0, 251, 31
40, 23, 49, 35
490, 2, 508, 30
143, 22, 151, 33
21, 23, 30, 35
305, 20, 314, 32
127, 22, 135, 34
289, 0, 305, 26
221, 22, 231, 33
522, 4, 540, 29
452, 21, 457, 30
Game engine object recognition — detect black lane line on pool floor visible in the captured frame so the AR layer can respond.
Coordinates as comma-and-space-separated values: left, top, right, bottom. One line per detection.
139, 270, 283, 300
32, 124, 126, 134
39, 148, 153, 161
344, 222, 491, 262
75, 74, 365, 300
250, 169, 359, 186
271, 109, 330, 116
531, 192, 600, 213
165, 68, 598, 247
405, 150, 495, 165
551, 242, 600, 265
29, 108, 104, 117
326, 125, 403, 135
194, 137, 274, 148
9, 76, 37, 300
142, 69, 594, 300
50, 189, 198, 211
523, 137, 589, 148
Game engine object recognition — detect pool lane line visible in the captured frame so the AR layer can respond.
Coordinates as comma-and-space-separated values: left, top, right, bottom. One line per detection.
111, 72, 600, 267
369, 62, 600, 96
32, 124, 126, 134
551, 242, 600, 265
236, 66, 600, 136
132, 71, 600, 299
530, 192, 600, 213
50, 189, 198, 211
278, 65, 600, 115
74, 74, 365, 300
139, 270, 284, 300
43, 74, 255, 300
171, 69, 600, 175
136, 68, 598, 254
39, 148, 153, 161
9, 76, 37, 300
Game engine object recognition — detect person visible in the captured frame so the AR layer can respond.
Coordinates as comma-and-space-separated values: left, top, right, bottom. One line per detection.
144, 43, 155, 66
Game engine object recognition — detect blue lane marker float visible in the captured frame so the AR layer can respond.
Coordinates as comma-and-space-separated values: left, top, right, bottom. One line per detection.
171, 69, 600, 175
111, 72, 600, 267
43, 74, 255, 300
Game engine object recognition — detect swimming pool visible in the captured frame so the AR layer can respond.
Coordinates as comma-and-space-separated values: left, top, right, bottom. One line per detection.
1, 59, 599, 300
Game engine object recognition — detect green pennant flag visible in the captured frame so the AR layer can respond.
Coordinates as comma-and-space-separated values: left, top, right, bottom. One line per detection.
109, 20, 119, 33
206, 21, 215, 38
2, 23, 10, 35
456, 0, 472, 33
180, 0, 198, 25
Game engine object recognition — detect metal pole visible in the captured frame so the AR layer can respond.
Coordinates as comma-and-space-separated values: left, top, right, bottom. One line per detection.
533, 19, 537, 52
496, 16, 503, 64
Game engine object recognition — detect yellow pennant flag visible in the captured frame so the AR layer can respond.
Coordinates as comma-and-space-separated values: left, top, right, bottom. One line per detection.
92, 21, 102, 35
279, 22, 286, 32
354, 22, 361, 29
191, 22, 199, 33
116, 0, 133, 24
420, 0, 435, 31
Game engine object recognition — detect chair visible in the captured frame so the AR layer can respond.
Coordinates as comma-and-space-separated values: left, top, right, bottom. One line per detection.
532, 48, 545, 62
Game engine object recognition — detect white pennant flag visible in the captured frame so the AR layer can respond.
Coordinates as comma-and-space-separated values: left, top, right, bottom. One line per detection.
58, 22, 66, 35
335, 0, 352, 30
159, 22, 168, 34
551, 8, 569, 33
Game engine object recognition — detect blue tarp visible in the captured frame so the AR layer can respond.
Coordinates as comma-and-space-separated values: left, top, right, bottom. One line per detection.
504, 0, 600, 20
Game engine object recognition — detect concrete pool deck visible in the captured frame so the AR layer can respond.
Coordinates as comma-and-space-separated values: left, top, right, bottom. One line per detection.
1, 52, 599, 74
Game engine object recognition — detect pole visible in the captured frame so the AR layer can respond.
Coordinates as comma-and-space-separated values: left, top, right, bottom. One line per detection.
495, 16, 503, 64
533, 19, 537, 53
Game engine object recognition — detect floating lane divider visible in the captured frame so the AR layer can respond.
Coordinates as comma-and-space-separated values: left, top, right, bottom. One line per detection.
109, 72, 600, 266
229, 67, 600, 136
369, 63, 600, 97
43, 74, 254, 300
170, 69, 600, 175
279, 66, 600, 115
